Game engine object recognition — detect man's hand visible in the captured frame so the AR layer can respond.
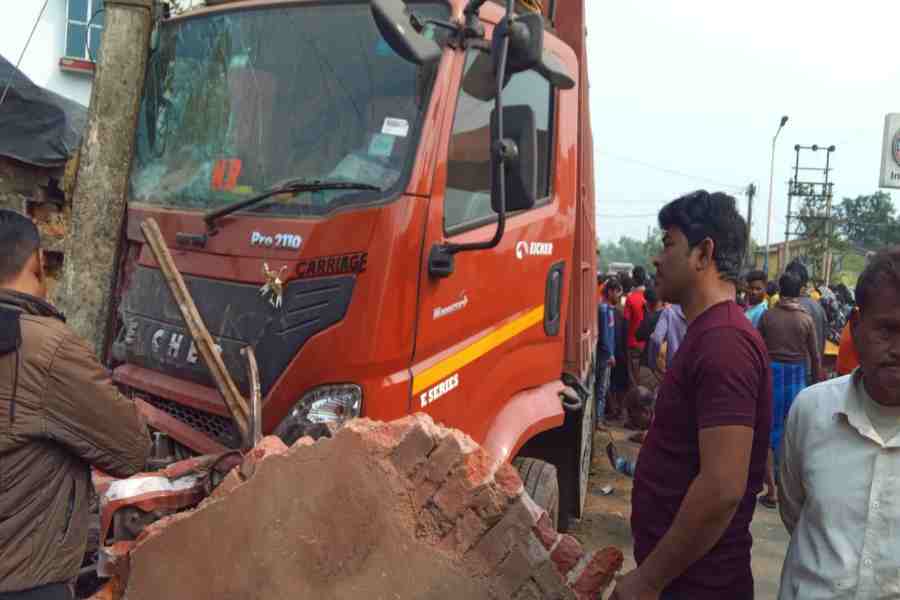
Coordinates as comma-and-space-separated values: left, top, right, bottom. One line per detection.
610, 569, 662, 600
608, 357, 616, 367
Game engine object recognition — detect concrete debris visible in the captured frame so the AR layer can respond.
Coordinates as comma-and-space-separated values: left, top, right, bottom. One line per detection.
91, 414, 622, 599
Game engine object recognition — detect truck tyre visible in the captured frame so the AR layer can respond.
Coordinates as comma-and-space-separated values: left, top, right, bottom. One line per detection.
513, 457, 560, 530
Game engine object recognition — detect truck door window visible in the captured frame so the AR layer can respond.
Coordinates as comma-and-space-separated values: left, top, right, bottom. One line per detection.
444, 51, 554, 233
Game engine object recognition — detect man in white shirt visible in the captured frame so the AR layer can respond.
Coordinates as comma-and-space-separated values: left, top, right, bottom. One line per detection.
778, 246, 900, 599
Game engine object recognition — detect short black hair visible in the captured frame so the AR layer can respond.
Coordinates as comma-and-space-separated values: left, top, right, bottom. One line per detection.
746, 270, 767, 285
657, 190, 747, 283
767, 281, 779, 296
619, 274, 633, 294
644, 286, 658, 305
779, 271, 803, 298
785, 259, 809, 287
632, 265, 647, 287
0, 209, 40, 283
856, 246, 900, 312
604, 277, 622, 296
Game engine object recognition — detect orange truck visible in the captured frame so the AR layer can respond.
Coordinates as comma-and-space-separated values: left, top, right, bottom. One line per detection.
108, 0, 597, 528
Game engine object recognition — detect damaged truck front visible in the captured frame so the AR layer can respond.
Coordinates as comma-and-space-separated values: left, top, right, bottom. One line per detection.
101, 0, 596, 565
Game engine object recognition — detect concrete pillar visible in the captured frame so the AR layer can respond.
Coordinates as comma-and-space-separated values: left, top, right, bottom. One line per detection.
55, 0, 153, 356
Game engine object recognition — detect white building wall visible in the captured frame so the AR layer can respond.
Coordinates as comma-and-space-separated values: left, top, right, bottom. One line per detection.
1, 0, 93, 106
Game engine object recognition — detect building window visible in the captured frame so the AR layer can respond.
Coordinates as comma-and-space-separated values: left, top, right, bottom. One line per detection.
65, 0, 104, 62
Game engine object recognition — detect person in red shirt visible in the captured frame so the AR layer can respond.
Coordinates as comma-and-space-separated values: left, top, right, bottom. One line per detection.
625, 266, 648, 387
612, 191, 771, 600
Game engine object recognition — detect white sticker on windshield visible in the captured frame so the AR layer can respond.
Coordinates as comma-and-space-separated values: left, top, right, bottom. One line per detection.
382, 117, 409, 137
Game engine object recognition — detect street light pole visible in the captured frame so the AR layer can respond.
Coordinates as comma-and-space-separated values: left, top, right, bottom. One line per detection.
764, 115, 789, 275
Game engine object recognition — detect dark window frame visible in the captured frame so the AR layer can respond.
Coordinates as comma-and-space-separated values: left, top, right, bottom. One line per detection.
443, 48, 558, 237
65, 0, 104, 62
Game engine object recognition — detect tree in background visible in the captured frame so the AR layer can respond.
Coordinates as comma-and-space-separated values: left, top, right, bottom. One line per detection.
836, 191, 900, 248
167, 0, 191, 13
794, 193, 848, 280
791, 190, 898, 282
597, 230, 662, 275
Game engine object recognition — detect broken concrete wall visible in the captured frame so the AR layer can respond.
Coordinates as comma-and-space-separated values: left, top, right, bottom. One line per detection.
102, 415, 622, 600
0, 156, 69, 295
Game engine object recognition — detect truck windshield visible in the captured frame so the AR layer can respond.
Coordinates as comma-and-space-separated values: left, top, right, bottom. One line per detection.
130, 2, 448, 217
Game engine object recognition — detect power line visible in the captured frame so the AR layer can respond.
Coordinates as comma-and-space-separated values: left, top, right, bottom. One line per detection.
0, 0, 50, 107
597, 150, 749, 193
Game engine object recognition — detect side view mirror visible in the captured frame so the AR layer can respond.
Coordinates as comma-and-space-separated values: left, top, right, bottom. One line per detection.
370, 0, 441, 65
490, 105, 537, 213
491, 12, 574, 90
492, 12, 543, 77
536, 49, 575, 90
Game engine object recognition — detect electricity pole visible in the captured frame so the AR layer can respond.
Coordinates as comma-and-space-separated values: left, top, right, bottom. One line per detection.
765, 115, 789, 275
746, 183, 756, 267
56, 0, 154, 355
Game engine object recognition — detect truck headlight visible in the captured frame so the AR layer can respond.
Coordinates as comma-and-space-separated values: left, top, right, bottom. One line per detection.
273, 384, 362, 444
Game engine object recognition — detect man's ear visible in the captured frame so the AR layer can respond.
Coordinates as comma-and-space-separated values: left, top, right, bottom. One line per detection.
695, 238, 715, 271
32, 250, 45, 284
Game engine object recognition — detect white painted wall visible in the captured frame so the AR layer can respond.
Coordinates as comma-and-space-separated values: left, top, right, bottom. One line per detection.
1, 0, 93, 106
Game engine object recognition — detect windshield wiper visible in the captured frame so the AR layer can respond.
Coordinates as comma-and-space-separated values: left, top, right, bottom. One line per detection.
203, 179, 381, 233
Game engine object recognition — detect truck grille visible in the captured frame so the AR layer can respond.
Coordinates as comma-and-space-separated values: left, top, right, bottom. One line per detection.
116, 266, 355, 397
145, 396, 241, 450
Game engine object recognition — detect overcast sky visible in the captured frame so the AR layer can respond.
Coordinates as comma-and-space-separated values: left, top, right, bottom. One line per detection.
585, 0, 900, 244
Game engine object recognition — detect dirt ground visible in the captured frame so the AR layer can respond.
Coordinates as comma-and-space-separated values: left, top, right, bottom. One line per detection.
570, 425, 791, 600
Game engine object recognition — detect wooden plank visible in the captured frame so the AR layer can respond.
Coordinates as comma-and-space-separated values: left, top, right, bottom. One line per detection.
241, 346, 262, 449
139, 218, 250, 442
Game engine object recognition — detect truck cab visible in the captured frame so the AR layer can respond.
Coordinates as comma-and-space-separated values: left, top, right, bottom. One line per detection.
110, 0, 597, 526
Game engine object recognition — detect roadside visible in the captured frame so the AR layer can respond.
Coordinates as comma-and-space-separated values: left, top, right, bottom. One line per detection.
569, 425, 790, 600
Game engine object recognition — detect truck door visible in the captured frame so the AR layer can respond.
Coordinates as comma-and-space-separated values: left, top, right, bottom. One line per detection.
411, 44, 577, 443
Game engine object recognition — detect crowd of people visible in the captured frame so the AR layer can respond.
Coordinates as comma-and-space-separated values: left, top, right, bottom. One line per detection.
599, 190, 900, 600
597, 245, 859, 499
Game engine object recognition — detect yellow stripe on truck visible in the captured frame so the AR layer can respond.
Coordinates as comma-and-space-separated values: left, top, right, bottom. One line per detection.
412, 305, 545, 395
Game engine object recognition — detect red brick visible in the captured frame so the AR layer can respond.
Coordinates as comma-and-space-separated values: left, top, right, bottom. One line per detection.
291, 436, 316, 448
390, 420, 437, 478
425, 432, 477, 484
341, 418, 400, 454
533, 512, 559, 551
495, 462, 525, 498
459, 447, 495, 488
468, 496, 535, 572
492, 547, 534, 598
433, 478, 469, 521
570, 547, 624, 596
450, 508, 488, 554
415, 504, 454, 544
414, 478, 441, 510
469, 484, 509, 525
241, 435, 288, 476
532, 560, 572, 598
512, 580, 543, 600
550, 534, 584, 576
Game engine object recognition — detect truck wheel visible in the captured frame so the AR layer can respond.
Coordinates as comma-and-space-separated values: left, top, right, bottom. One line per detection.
513, 457, 560, 530
577, 385, 595, 522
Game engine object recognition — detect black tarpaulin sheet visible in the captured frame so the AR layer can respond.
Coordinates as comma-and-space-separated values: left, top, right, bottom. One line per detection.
0, 54, 87, 167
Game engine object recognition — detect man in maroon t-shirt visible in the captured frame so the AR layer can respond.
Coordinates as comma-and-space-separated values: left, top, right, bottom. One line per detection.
612, 191, 772, 600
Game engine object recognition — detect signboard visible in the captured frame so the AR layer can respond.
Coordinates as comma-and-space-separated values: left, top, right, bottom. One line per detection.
879, 113, 900, 189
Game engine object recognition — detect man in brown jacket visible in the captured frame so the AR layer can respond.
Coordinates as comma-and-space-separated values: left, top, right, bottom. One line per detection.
0, 210, 151, 599
756, 270, 823, 509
